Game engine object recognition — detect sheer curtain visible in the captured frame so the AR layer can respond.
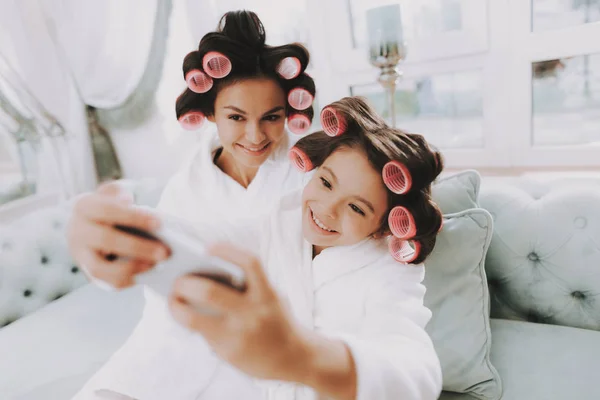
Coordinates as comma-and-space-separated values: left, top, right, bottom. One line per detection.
0, 0, 165, 197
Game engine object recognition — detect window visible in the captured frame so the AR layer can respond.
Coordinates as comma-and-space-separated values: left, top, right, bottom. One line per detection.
533, 53, 600, 146
310, 0, 600, 168
351, 69, 484, 148
532, 0, 600, 31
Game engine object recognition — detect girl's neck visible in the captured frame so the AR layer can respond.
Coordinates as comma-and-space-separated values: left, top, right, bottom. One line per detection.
215, 148, 259, 189
312, 245, 327, 258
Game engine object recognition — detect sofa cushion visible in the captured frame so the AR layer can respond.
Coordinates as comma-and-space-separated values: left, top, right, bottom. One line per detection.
0, 284, 144, 398
424, 209, 502, 399
432, 169, 481, 214
480, 184, 600, 331
490, 319, 600, 399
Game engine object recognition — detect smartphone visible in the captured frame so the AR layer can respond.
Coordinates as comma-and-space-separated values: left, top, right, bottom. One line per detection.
114, 223, 247, 295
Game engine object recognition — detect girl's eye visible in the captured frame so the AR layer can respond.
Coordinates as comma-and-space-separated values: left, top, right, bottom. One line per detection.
228, 115, 244, 121
349, 204, 365, 216
320, 177, 332, 190
264, 115, 282, 121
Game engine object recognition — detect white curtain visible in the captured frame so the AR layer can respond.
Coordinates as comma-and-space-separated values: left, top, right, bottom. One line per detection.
0, 0, 160, 194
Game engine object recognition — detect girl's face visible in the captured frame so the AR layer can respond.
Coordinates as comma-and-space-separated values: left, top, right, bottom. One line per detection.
208, 78, 287, 169
301, 147, 389, 252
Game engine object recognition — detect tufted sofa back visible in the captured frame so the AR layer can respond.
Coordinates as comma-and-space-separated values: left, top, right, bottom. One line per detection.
0, 205, 87, 327
480, 177, 600, 331
0, 179, 164, 328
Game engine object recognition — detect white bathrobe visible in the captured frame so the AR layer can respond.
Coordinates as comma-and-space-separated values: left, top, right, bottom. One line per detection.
74, 129, 310, 400
199, 191, 443, 400
75, 183, 442, 399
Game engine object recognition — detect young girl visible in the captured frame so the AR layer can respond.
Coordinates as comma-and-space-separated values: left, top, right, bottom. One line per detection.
75, 97, 444, 400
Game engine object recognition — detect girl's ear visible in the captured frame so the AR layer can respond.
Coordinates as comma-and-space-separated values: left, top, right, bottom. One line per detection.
207, 114, 216, 123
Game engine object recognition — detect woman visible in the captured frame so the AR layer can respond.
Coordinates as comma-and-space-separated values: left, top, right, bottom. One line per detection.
69, 10, 317, 399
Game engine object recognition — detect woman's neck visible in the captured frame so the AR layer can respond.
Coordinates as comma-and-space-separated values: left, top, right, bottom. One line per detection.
215, 148, 259, 189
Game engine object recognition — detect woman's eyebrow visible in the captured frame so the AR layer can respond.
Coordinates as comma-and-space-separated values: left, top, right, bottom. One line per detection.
261, 106, 285, 116
224, 106, 246, 114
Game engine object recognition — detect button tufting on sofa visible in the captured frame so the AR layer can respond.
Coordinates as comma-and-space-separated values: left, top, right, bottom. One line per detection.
481, 181, 600, 331
0, 205, 88, 326
574, 217, 587, 229
572, 291, 586, 300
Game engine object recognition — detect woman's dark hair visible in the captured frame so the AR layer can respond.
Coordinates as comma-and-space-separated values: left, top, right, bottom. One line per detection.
294, 97, 444, 264
176, 10, 316, 123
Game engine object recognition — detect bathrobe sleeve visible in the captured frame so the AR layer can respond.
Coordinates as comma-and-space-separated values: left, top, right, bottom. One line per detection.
338, 263, 443, 400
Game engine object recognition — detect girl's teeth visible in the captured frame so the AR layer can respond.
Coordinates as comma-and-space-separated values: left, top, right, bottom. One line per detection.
312, 212, 334, 232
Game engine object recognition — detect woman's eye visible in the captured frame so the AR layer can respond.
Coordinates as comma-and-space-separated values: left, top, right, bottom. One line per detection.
264, 115, 281, 121
228, 115, 243, 121
320, 177, 332, 189
349, 204, 365, 216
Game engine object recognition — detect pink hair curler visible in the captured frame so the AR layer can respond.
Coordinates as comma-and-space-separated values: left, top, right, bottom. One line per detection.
388, 237, 420, 264
185, 69, 213, 93
320, 106, 347, 137
288, 147, 313, 172
388, 206, 417, 239
203, 52, 232, 79
382, 161, 412, 194
288, 88, 313, 110
178, 111, 205, 130
276, 57, 301, 80
287, 114, 311, 135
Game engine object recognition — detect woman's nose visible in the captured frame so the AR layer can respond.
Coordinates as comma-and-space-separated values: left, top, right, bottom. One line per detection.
245, 121, 266, 144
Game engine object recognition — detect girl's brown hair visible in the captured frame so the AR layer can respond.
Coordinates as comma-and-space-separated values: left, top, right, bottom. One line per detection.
294, 97, 444, 264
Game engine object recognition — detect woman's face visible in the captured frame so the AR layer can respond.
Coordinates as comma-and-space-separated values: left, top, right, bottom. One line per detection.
301, 147, 389, 253
208, 78, 287, 169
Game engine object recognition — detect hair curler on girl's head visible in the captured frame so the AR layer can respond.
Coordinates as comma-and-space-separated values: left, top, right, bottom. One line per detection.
382, 160, 412, 195
388, 238, 420, 264
388, 206, 416, 239
288, 146, 313, 172
320, 106, 348, 137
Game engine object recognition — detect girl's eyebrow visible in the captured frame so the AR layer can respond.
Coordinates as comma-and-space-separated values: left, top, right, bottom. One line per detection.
355, 196, 375, 213
322, 166, 375, 213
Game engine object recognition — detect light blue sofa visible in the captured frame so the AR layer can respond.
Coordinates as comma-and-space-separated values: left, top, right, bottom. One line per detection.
1, 175, 599, 399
